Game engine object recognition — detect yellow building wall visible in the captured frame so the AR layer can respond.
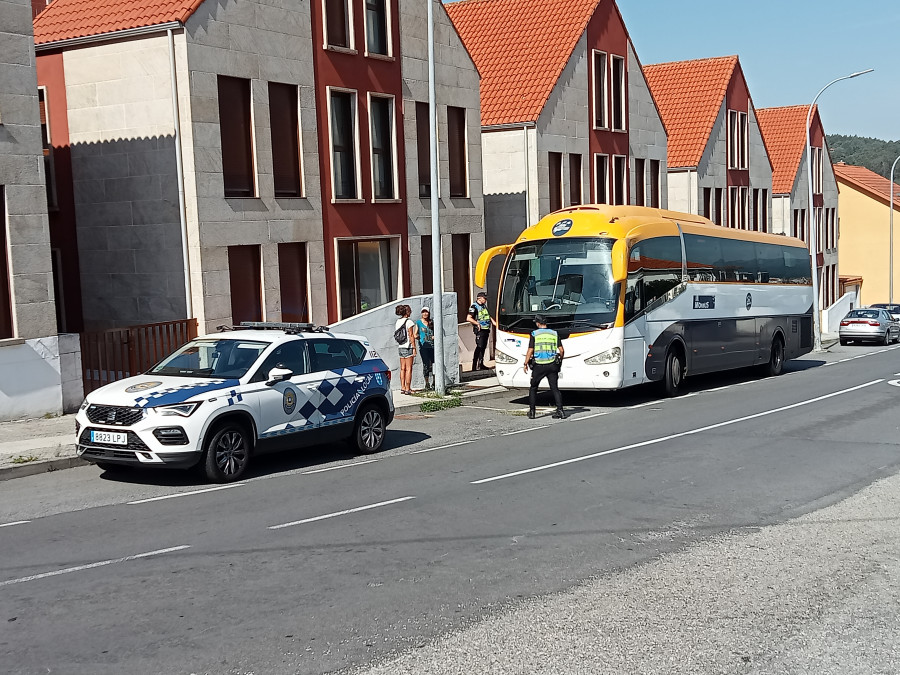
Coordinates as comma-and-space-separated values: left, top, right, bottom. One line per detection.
837, 182, 900, 305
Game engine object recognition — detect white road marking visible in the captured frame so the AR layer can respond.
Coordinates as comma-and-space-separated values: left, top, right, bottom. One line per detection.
471, 379, 884, 485
302, 459, 379, 474
574, 412, 609, 421
463, 405, 522, 412
627, 401, 658, 409
127, 484, 245, 505
412, 440, 475, 454
503, 426, 550, 435
0, 545, 190, 587
0, 520, 30, 528
707, 385, 732, 391
888, 379, 900, 388
268, 496, 416, 530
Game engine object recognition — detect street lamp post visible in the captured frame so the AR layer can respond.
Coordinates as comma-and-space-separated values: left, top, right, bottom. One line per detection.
427, 0, 446, 395
805, 69, 873, 351
890, 155, 900, 304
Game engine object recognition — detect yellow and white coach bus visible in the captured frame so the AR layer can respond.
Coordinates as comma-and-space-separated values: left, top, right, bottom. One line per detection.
475, 205, 814, 396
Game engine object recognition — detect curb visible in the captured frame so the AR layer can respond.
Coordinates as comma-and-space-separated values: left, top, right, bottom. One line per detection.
0, 455, 88, 482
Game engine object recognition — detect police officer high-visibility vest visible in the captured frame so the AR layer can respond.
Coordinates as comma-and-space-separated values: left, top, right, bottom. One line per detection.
472, 303, 491, 330
532, 328, 559, 365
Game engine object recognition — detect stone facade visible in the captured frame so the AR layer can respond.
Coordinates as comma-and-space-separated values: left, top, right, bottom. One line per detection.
0, 0, 62, 420
627, 43, 668, 207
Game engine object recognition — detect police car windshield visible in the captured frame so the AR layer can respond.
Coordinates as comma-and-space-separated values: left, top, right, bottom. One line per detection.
149, 339, 270, 379
498, 237, 619, 331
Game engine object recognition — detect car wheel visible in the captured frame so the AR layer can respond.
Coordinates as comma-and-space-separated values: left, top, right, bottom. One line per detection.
352, 403, 386, 454
661, 347, 684, 397
883, 331, 891, 346
760, 337, 784, 377
203, 423, 250, 483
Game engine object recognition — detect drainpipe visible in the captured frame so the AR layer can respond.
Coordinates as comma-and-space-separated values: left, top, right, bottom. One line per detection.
523, 125, 530, 223
168, 27, 193, 319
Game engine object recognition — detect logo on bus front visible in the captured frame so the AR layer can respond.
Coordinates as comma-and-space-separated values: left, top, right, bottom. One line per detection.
551, 219, 573, 236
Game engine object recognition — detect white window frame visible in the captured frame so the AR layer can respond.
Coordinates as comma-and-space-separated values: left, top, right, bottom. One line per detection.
612, 155, 627, 205
727, 110, 749, 170
333, 235, 402, 320
610, 54, 626, 132
811, 146, 824, 194
447, 105, 469, 199
368, 93, 398, 201
322, 0, 356, 52
594, 153, 609, 204
363, 0, 392, 58
327, 86, 362, 203
591, 50, 609, 130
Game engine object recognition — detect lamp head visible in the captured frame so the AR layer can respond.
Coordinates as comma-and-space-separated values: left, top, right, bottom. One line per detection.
849, 68, 875, 78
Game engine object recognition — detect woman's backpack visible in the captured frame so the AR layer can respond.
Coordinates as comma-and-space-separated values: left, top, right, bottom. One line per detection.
393, 322, 409, 345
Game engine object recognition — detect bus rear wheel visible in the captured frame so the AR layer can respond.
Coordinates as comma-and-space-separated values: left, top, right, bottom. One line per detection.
661, 347, 684, 397
760, 337, 784, 377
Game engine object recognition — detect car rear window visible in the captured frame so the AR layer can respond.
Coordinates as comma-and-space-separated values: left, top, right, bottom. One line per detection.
847, 310, 879, 319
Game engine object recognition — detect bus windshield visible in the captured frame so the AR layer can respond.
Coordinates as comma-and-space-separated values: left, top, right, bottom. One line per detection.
498, 237, 619, 332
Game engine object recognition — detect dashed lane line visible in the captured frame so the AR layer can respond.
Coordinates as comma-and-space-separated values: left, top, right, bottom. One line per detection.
503, 426, 550, 436
0, 520, 30, 528
302, 459, 379, 474
412, 440, 475, 454
268, 496, 416, 530
127, 484, 246, 505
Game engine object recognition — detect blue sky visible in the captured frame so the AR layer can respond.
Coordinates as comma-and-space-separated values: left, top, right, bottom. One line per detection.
618, 0, 899, 140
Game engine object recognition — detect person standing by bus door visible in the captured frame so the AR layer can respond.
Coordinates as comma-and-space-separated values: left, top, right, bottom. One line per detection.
523, 315, 565, 420
467, 291, 496, 371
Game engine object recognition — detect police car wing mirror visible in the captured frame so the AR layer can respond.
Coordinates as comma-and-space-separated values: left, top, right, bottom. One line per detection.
265, 367, 293, 386
611, 239, 628, 283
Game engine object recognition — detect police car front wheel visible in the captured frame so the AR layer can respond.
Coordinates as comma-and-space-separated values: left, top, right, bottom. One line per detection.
203, 423, 251, 483
353, 404, 386, 454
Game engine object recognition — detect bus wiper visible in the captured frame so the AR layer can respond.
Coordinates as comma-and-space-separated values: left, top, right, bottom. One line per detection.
571, 319, 612, 330
502, 317, 534, 331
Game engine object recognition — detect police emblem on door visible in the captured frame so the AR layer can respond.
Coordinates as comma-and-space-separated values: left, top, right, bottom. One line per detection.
283, 387, 297, 415
746, 293, 753, 311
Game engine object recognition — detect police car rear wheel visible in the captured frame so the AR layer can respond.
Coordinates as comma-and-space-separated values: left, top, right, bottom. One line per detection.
204, 424, 250, 483
353, 405, 385, 454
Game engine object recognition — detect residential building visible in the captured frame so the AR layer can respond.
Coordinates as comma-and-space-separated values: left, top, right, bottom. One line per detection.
33, 0, 482, 334
0, 0, 67, 421
446, 0, 667, 295
643, 56, 772, 232
834, 163, 900, 305
757, 105, 840, 308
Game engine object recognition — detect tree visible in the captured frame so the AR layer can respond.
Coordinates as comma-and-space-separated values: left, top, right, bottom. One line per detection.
827, 134, 900, 179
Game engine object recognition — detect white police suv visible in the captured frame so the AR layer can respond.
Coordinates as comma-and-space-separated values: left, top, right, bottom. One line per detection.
75, 323, 394, 482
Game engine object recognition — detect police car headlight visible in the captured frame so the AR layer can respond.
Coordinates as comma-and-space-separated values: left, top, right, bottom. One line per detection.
152, 402, 201, 417
585, 347, 621, 365
494, 349, 518, 364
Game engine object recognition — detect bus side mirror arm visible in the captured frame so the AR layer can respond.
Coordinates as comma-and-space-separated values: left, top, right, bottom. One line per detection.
611, 239, 628, 283
475, 245, 511, 288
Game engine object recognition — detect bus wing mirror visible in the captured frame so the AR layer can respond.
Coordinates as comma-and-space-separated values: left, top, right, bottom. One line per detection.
475, 245, 511, 288
611, 240, 628, 283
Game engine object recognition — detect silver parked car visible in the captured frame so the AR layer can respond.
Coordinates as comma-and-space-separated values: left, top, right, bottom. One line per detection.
839, 308, 900, 345
869, 303, 900, 321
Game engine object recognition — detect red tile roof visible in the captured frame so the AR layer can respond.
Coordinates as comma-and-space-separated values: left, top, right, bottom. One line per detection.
756, 105, 820, 195
642, 56, 738, 168
833, 162, 900, 208
33, 0, 205, 45
446, 0, 601, 127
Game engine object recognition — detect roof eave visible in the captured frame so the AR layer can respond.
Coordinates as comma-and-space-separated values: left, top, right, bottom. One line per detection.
34, 21, 183, 52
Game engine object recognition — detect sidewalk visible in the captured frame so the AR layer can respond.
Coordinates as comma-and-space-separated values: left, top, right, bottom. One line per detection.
0, 373, 504, 482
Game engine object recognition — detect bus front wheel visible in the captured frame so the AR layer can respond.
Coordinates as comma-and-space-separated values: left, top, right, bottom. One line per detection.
661, 347, 684, 397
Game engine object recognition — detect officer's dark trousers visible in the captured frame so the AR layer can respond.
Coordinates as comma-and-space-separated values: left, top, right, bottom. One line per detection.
472, 329, 490, 369
529, 363, 562, 411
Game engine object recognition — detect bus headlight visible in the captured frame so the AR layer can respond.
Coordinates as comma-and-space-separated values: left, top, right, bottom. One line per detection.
494, 349, 518, 364
585, 347, 621, 365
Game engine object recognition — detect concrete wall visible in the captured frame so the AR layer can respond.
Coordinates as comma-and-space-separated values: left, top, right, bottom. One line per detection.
182, 0, 325, 334
695, 102, 728, 208
667, 170, 697, 214
747, 107, 773, 230
771, 194, 791, 236
62, 34, 186, 330
0, 0, 62, 420
331, 292, 459, 391
627, 43, 667, 208
822, 291, 856, 335
401, 0, 485, 297
58, 332, 83, 411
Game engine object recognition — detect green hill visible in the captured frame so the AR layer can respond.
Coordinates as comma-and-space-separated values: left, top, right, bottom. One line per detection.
827, 134, 900, 179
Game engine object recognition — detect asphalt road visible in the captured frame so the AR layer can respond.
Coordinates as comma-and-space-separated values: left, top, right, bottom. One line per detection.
2, 343, 900, 674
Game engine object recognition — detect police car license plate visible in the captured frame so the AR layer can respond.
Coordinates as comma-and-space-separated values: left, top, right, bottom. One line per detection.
91, 430, 128, 445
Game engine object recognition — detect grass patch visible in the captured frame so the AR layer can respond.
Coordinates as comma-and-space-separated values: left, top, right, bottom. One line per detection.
10, 455, 40, 464
420, 395, 462, 413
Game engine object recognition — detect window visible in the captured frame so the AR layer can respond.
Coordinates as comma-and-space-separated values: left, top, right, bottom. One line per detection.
611, 55, 626, 132
592, 51, 608, 129
421, 234, 433, 294
308, 338, 355, 372
812, 146, 824, 194
452, 233, 471, 322
634, 158, 645, 206
548, 152, 563, 213
612, 155, 627, 206
38, 87, 57, 210
250, 340, 308, 382
714, 188, 723, 226
337, 238, 397, 318
648, 160, 660, 208
325, 0, 351, 49
594, 154, 609, 203
416, 102, 431, 198
814, 207, 823, 254
370, 95, 395, 200
0, 186, 12, 339
447, 106, 467, 197
728, 186, 749, 229
625, 236, 683, 322
330, 90, 358, 200
218, 76, 255, 198
268, 83, 303, 198
569, 153, 582, 206
228, 245, 263, 324
755, 189, 768, 233
365, 0, 389, 55
727, 110, 748, 169
793, 208, 807, 242
278, 242, 309, 323
703, 188, 712, 220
